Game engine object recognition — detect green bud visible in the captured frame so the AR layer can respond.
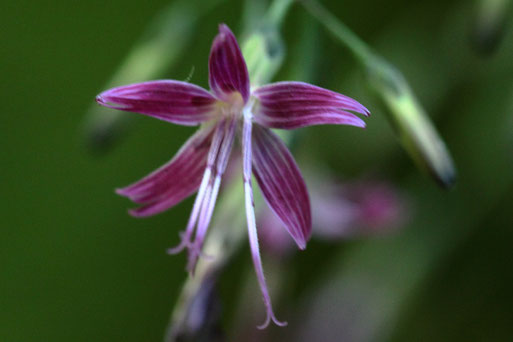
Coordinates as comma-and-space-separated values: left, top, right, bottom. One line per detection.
365, 55, 456, 188
301, 0, 457, 188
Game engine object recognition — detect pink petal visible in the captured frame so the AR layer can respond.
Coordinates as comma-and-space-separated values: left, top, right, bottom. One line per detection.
208, 24, 250, 103
242, 116, 286, 328
116, 126, 215, 217
251, 125, 312, 249
96, 80, 217, 126
252, 81, 369, 129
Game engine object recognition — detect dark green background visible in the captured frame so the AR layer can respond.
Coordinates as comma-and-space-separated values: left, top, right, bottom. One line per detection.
1, 0, 512, 341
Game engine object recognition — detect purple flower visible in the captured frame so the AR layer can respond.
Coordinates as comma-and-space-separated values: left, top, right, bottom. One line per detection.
96, 24, 369, 328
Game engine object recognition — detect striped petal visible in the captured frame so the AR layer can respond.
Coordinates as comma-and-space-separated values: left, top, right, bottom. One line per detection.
116, 126, 215, 217
96, 80, 217, 126
252, 81, 370, 129
252, 125, 312, 249
208, 24, 250, 103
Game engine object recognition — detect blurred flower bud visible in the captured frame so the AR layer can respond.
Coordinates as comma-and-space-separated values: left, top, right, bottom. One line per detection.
364, 55, 457, 188
301, 0, 457, 188
471, 0, 511, 56
83, 0, 225, 153
314, 180, 406, 239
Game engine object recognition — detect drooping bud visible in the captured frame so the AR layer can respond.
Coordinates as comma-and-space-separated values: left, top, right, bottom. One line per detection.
301, 0, 457, 188
364, 55, 456, 188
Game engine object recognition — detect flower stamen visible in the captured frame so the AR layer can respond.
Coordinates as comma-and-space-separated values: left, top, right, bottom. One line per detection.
187, 118, 237, 273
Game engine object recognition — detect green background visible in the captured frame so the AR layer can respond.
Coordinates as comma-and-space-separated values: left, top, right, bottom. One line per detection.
1, 0, 512, 341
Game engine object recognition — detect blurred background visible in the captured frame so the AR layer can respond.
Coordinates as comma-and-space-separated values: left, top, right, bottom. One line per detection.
1, 0, 512, 341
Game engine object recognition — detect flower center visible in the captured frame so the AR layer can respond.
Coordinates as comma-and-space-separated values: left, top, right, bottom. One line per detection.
216, 91, 245, 120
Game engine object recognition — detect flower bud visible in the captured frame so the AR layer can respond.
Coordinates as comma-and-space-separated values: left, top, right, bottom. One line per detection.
364, 55, 456, 188
301, 0, 457, 188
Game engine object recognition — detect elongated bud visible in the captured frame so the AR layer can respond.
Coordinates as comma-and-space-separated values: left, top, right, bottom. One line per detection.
301, 0, 457, 188
83, 0, 224, 153
364, 55, 456, 188
471, 0, 511, 56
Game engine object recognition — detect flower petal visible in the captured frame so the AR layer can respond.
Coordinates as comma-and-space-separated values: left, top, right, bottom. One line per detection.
96, 80, 217, 126
252, 81, 370, 129
251, 126, 312, 249
242, 116, 286, 328
116, 126, 215, 217
208, 24, 250, 103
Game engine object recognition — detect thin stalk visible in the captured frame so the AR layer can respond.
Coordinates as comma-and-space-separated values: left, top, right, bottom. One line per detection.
300, 0, 371, 62
268, 0, 295, 28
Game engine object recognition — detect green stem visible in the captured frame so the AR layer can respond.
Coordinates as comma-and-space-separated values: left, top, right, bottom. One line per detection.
300, 0, 371, 62
268, 0, 295, 28
164, 180, 248, 342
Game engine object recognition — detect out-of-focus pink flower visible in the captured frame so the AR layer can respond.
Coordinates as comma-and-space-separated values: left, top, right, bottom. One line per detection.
259, 177, 406, 257
333, 181, 405, 235
96, 24, 369, 328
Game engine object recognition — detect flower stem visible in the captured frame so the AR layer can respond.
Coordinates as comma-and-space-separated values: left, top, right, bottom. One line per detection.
268, 0, 295, 28
164, 179, 248, 341
299, 0, 371, 63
